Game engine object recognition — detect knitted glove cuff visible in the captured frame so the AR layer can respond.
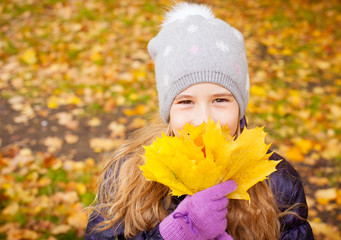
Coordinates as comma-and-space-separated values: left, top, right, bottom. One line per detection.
159, 211, 204, 240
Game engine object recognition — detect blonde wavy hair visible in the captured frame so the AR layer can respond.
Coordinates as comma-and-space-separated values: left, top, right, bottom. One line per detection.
89, 116, 286, 239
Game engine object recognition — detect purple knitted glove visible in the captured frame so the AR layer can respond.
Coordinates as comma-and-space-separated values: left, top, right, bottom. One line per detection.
159, 180, 237, 240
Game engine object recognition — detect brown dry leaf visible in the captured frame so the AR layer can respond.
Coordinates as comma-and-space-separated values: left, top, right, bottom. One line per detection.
129, 117, 147, 129
11, 77, 24, 89
330, 104, 341, 118
30, 196, 49, 214
13, 114, 29, 124
252, 70, 268, 84
8, 96, 25, 111
14, 106, 35, 123
63, 160, 85, 172
51, 225, 71, 235
116, 96, 126, 106
321, 139, 341, 160
52, 192, 79, 205
15, 186, 35, 203
55, 112, 73, 126
315, 60, 331, 70
64, 133, 79, 144
67, 211, 88, 229
89, 138, 116, 153
2, 202, 19, 217
103, 98, 116, 112
108, 121, 126, 138
88, 117, 101, 127
43, 154, 57, 168
2, 148, 34, 174
315, 188, 337, 205
21, 229, 40, 240
0, 222, 19, 234
310, 221, 341, 240
65, 120, 79, 130
308, 176, 329, 186
66, 203, 88, 229
35, 220, 54, 231
119, 72, 133, 82
43, 137, 63, 153
306, 196, 316, 207
38, 177, 51, 191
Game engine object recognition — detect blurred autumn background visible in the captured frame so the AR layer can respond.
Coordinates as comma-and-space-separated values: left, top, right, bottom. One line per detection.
0, 0, 340, 239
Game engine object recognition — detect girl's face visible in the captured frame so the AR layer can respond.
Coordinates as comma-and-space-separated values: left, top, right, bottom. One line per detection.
170, 83, 239, 136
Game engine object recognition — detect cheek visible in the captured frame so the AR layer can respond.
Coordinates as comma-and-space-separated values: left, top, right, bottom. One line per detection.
228, 118, 239, 136
170, 120, 182, 135
218, 115, 238, 135
169, 109, 187, 135
216, 107, 239, 136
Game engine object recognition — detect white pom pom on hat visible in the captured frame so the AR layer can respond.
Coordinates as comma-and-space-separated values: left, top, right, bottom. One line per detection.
162, 2, 215, 26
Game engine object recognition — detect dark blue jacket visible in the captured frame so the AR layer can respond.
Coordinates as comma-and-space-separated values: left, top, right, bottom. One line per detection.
85, 151, 314, 240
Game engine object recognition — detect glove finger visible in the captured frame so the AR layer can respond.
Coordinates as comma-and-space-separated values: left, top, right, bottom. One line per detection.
196, 180, 237, 200
215, 232, 234, 240
217, 206, 228, 217
211, 197, 228, 211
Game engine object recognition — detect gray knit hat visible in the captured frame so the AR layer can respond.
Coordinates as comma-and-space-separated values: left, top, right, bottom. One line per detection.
148, 3, 249, 123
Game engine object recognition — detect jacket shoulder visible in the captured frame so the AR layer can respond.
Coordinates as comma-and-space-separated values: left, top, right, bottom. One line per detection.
268, 151, 304, 208
268, 151, 314, 239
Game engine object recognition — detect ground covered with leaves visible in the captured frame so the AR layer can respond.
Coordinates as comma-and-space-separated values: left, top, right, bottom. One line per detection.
0, 0, 340, 239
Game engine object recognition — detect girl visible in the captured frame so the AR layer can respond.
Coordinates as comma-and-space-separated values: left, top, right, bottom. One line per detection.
85, 2, 314, 240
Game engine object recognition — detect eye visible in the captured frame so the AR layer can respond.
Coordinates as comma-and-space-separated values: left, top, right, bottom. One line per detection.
214, 98, 229, 103
178, 100, 193, 104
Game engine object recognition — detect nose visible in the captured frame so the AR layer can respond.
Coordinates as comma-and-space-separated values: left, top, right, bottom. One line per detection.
192, 105, 211, 127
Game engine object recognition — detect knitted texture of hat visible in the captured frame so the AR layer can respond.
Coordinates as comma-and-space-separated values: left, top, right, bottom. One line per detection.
148, 2, 250, 123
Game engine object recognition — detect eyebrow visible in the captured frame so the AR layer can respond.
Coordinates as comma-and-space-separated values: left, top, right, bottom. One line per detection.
174, 94, 193, 100
212, 93, 234, 98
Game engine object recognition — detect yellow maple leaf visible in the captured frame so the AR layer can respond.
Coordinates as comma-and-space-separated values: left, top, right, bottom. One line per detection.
21, 48, 37, 65
140, 119, 281, 201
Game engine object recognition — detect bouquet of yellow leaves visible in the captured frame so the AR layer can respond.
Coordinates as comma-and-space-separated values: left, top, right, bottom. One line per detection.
139, 119, 281, 201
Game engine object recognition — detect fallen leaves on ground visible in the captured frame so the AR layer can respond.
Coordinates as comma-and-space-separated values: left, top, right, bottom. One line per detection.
0, 148, 99, 239
0, 0, 340, 238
